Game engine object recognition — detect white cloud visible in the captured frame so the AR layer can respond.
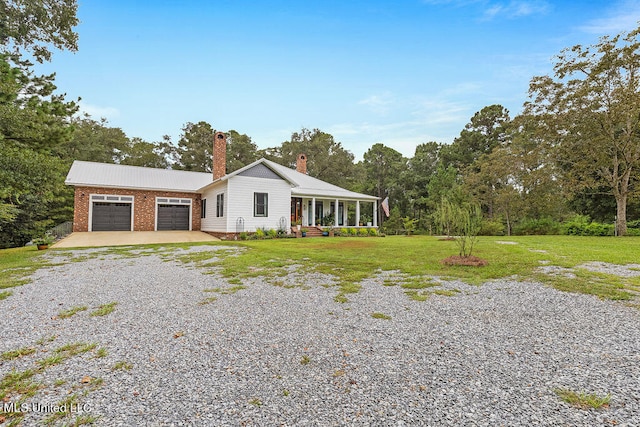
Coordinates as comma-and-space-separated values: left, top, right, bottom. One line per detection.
76, 101, 120, 120
358, 92, 395, 115
422, 0, 549, 19
482, 1, 549, 20
578, 0, 640, 35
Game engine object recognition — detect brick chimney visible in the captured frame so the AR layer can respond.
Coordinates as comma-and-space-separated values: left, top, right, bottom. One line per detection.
296, 153, 307, 174
213, 131, 227, 180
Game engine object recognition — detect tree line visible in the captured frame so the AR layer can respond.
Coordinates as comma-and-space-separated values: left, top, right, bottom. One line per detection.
2, 1, 640, 248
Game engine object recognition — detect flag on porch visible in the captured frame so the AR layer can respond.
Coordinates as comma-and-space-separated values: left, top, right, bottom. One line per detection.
381, 197, 390, 217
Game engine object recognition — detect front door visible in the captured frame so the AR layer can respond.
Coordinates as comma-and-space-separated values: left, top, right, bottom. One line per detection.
290, 197, 302, 225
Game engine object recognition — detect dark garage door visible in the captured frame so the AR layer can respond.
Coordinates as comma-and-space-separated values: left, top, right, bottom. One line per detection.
157, 204, 190, 230
92, 202, 132, 231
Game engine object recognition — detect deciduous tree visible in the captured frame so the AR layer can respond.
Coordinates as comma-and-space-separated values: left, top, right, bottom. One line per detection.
526, 25, 640, 235
278, 128, 356, 188
55, 116, 128, 163
121, 137, 172, 169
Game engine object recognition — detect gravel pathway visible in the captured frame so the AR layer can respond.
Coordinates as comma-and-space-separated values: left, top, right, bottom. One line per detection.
1, 246, 639, 426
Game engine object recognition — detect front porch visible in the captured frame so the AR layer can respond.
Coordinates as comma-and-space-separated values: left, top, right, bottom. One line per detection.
290, 196, 378, 229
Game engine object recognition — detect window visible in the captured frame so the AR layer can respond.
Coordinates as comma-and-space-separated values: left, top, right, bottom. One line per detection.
216, 193, 224, 217
254, 192, 268, 217
201, 199, 206, 218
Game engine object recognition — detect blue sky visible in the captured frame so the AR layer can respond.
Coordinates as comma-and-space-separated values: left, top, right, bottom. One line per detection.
39, 0, 640, 159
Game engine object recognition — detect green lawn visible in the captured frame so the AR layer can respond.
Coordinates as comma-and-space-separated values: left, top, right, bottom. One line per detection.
210, 235, 640, 302
2, 236, 639, 303
0, 246, 48, 300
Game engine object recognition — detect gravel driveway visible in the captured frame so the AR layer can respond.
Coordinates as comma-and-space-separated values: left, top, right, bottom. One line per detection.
1, 245, 639, 426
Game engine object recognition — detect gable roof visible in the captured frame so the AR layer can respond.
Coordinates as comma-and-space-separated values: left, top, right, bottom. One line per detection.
65, 161, 212, 193
66, 158, 379, 201
264, 159, 379, 201
199, 158, 377, 201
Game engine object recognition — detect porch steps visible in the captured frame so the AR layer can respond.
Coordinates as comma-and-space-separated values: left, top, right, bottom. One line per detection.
291, 226, 325, 238
304, 226, 324, 237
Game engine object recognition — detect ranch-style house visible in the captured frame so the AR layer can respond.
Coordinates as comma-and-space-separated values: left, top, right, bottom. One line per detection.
65, 132, 379, 237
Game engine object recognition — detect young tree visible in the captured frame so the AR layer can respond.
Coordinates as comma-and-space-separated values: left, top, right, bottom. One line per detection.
526, 25, 640, 236
436, 198, 482, 257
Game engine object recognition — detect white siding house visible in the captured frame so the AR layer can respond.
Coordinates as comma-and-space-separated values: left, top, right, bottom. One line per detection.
198, 158, 379, 234
66, 142, 379, 236
200, 180, 228, 232
200, 161, 292, 233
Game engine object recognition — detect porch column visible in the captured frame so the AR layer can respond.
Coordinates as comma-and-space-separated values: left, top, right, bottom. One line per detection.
373, 201, 377, 227
343, 202, 348, 226
312, 197, 316, 227
355, 201, 360, 227
335, 199, 339, 227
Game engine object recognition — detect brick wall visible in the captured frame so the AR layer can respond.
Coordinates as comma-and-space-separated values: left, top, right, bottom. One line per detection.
72, 187, 202, 232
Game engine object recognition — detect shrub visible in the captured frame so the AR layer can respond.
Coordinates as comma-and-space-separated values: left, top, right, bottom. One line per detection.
340, 228, 348, 236
358, 228, 369, 237
254, 228, 265, 239
479, 219, 505, 236
402, 217, 418, 236
585, 222, 614, 236
627, 219, 640, 229
562, 215, 614, 236
627, 228, 640, 236
368, 228, 378, 236
239, 232, 248, 240
267, 228, 278, 239
562, 215, 590, 235
348, 228, 358, 236
514, 217, 562, 235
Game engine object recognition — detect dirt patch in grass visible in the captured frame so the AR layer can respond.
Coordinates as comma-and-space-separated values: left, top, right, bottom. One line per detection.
441, 255, 488, 267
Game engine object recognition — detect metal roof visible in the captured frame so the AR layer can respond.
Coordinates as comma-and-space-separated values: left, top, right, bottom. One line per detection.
263, 159, 379, 201
65, 161, 212, 192
67, 159, 379, 201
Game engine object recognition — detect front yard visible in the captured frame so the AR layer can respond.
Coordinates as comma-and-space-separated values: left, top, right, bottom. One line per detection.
1, 236, 639, 425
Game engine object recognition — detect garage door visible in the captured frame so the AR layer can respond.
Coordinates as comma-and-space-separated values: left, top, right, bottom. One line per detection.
92, 202, 132, 231
157, 204, 190, 230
